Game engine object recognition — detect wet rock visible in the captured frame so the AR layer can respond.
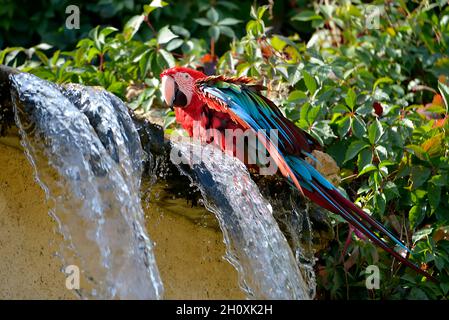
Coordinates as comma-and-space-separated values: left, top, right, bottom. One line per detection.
0, 65, 18, 137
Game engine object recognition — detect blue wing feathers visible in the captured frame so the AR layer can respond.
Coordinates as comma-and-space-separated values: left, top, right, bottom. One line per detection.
195, 77, 436, 280
199, 78, 412, 254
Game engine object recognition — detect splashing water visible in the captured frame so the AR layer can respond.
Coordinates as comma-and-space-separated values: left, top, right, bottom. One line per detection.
269, 195, 317, 298
9, 72, 163, 299
169, 138, 312, 299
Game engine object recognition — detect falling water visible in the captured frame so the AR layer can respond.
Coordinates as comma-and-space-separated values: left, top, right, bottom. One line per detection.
9, 72, 163, 299
268, 194, 317, 298
169, 138, 312, 299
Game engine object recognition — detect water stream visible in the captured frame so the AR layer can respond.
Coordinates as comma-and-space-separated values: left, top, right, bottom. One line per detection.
9, 72, 163, 299
169, 138, 312, 299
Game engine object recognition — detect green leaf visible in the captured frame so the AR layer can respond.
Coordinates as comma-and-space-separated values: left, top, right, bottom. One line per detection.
373, 77, 393, 92
375, 145, 387, 160
171, 25, 190, 38
434, 255, 445, 271
358, 164, 377, 177
409, 287, 429, 300
90, 26, 101, 51
368, 119, 383, 144
441, 282, 449, 295
123, 15, 145, 41
438, 80, 449, 113
287, 90, 307, 103
345, 140, 370, 163
352, 116, 366, 138
33, 43, 52, 51
291, 10, 323, 22
206, 7, 219, 23
250, 6, 258, 19
410, 166, 431, 190
302, 70, 317, 95
144, 0, 168, 15
50, 50, 60, 67
357, 148, 373, 172
139, 51, 153, 79
142, 95, 155, 113
166, 38, 183, 51
345, 88, 356, 111
107, 82, 126, 96
208, 26, 221, 41
428, 183, 441, 211
219, 26, 235, 38
429, 174, 447, 187
219, 18, 241, 25
384, 181, 400, 198
99, 26, 118, 40
412, 227, 433, 244
375, 192, 386, 214
379, 160, 395, 168
158, 26, 178, 44
246, 20, 263, 36
307, 105, 320, 124
194, 18, 212, 26
257, 5, 269, 19
336, 115, 351, 138
288, 66, 302, 86
405, 144, 429, 161
34, 50, 49, 64
158, 49, 175, 68
409, 205, 426, 229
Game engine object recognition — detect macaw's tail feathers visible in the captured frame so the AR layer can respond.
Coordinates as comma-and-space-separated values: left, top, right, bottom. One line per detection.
285, 155, 437, 283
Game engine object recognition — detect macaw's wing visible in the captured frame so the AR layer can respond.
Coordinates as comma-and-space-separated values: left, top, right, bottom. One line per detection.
194, 75, 320, 193
194, 75, 437, 283
195, 76, 320, 155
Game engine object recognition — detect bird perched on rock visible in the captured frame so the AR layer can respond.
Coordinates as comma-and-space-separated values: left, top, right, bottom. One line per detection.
160, 66, 436, 282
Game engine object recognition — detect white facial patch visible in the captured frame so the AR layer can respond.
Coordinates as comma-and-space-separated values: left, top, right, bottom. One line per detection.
173, 72, 194, 106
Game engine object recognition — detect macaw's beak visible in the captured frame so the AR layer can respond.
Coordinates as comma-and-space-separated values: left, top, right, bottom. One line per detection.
161, 75, 175, 108
161, 75, 188, 109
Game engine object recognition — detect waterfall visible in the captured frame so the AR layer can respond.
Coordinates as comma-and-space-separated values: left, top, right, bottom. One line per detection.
169, 138, 312, 299
9, 72, 163, 299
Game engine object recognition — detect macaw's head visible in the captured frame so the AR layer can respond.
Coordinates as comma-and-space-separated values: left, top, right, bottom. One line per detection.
160, 67, 206, 109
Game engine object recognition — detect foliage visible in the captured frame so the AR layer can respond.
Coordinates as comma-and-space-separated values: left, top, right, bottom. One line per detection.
1, 0, 449, 299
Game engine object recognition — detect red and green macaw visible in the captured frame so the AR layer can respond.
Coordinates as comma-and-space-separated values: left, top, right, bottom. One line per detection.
160, 66, 435, 282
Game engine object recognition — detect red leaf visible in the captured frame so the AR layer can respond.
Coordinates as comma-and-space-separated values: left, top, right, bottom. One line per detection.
373, 101, 383, 116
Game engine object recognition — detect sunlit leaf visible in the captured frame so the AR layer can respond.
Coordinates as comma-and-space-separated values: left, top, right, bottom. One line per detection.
219, 18, 241, 26
123, 15, 145, 42
158, 26, 178, 44
438, 81, 449, 113
144, 0, 168, 15
302, 70, 317, 95
409, 205, 426, 229
368, 119, 383, 144
345, 88, 356, 111
291, 11, 323, 22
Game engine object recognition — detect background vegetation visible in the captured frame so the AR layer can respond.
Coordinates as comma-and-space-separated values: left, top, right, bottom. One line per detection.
1, 0, 449, 299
